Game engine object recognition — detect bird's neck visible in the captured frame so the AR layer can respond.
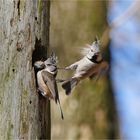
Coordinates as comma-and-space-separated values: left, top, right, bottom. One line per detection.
87, 54, 103, 64
45, 68, 57, 75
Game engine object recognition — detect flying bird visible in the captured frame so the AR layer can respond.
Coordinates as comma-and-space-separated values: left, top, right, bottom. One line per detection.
62, 37, 109, 95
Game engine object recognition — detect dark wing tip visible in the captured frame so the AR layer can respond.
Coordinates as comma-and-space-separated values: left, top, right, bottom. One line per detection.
62, 81, 72, 95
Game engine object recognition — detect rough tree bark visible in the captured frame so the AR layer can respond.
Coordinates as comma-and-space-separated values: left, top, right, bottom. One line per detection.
0, 0, 50, 139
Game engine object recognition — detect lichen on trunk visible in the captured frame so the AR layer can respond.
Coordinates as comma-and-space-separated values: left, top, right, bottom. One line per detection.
0, 0, 51, 139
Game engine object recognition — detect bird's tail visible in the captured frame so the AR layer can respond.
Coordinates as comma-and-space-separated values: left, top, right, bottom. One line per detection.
57, 99, 64, 120
62, 78, 78, 95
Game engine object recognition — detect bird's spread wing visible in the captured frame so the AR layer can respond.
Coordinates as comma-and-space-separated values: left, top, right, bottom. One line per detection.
89, 61, 109, 81
89, 72, 101, 81
41, 70, 58, 102
89, 73, 97, 80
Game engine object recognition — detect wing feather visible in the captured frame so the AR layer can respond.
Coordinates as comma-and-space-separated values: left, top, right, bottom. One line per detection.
41, 70, 58, 102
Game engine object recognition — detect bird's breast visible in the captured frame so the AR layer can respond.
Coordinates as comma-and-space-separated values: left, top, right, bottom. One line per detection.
74, 57, 96, 78
74, 59, 107, 80
77, 58, 95, 70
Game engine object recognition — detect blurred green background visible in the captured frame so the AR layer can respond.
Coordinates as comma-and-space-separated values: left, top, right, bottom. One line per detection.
50, 1, 119, 139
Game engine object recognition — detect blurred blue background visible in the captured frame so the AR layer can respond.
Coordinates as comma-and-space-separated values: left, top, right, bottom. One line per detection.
108, 0, 140, 139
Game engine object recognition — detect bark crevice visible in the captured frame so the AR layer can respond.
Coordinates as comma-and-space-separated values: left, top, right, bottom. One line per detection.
17, 0, 20, 18
0, 0, 51, 139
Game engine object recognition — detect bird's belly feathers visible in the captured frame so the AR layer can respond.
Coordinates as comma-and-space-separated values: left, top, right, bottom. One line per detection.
37, 71, 52, 98
77, 61, 108, 80
74, 58, 96, 79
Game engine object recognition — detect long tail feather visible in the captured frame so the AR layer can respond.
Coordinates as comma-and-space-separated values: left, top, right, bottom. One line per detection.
57, 99, 64, 120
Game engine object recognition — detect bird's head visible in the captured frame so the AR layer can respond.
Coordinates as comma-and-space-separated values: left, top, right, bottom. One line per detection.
44, 52, 58, 74
82, 36, 101, 60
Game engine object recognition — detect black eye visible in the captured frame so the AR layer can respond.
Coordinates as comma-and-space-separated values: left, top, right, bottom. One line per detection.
47, 64, 51, 66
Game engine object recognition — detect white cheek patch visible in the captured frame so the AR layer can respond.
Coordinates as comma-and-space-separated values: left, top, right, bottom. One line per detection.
86, 53, 92, 59
45, 68, 57, 74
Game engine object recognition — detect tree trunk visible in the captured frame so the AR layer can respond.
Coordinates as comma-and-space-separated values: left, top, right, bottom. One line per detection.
0, 0, 50, 139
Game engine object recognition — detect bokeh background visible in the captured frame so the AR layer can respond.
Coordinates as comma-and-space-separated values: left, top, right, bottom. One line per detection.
50, 1, 119, 139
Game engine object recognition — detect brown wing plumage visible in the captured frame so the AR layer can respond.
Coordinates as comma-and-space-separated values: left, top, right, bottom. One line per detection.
89, 61, 109, 80
41, 70, 58, 103
41, 70, 64, 119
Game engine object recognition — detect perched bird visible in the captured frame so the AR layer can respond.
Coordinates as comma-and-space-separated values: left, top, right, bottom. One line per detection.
62, 37, 109, 95
35, 53, 64, 119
